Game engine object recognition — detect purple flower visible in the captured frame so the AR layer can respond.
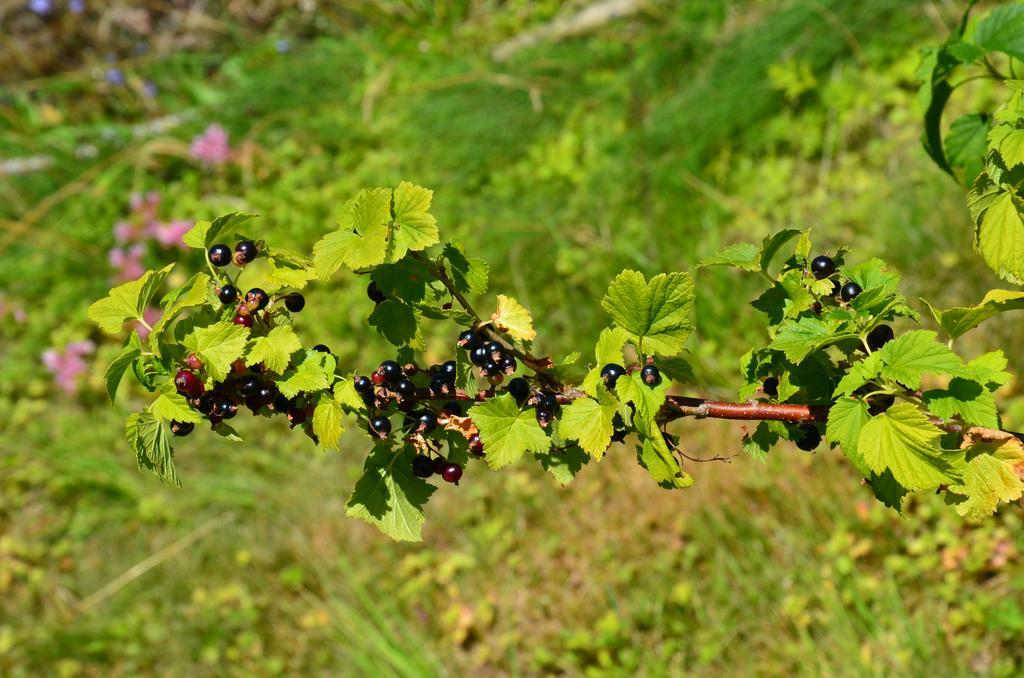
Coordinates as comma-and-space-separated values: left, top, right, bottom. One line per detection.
69, 0, 85, 13
147, 219, 193, 249
189, 123, 232, 167
142, 80, 158, 98
106, 68, 125, 86
109, 244, 145, 282
29, 0, 52, 15
41, 340, 95, 395
276, 39, 291, 54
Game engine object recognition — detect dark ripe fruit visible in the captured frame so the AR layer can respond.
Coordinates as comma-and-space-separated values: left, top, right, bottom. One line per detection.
418, 411, 438, 433
218, 285, 239, 305
795, 425, 822, 452
867, 324, 895, 351
246, 288, 269, 310
600, 363, 627, 389
763, 377, 779, 398
501, 355, 517, 374
868, 394, 896, 415
245, 396, 264, 413
471, 345, 490, 367
485, 341, 504, 360
235, 240, 259, 264
170, 420, 194, 437
483, 360, 500, 376
810, 255, 836, 279
287, 408, 307, 427
174, 370, 203, 397
442, 400, 462, 417
488, 372, 504, 386
507, 377, 530, 403
213, 398, 238, 420
353, 376, 373, 393
240, 376, 261, 398
379, 360, 402, 383
285, 293, 305, 313
441, 464, 463, 485
208, 244, 231, 267
542, 392, 560, 411
430, 374, 450, 395
640, 364, 661, 386
810, 302, 823, 315
457, 330, 481, 350
185, 353, 203, 371
371, 370, 387, 386
468, 434, 484, 456
272, 395, 290, 412
432, 456, 449, 475
257, 384, 277, 404
440, 360, 457, 382
367, 281, 386, 304
536, 405, 553, 427
232, 359, 247, 375
839, 281, 863, 303
403, 363, 419, 377
412, 455, 434, 478
394, 378, 416, 398
312, 344, 331, 354
370, 416, 392, 438
233, 314, 253, 328
197, 392, 215, 414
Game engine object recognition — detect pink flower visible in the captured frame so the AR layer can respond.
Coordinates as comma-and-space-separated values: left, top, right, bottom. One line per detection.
109, 244, 146, 282
41, 341, 96, 395
134, 307, 163, 340
113, 220, 138, 244
147, 219, 193, 249
190, 123, 231, 167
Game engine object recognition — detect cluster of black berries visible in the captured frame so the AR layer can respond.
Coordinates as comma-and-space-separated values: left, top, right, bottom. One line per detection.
208, 240, 260, 269
412, 454, 464, 484
458, 330, 516, 385
809, 254, 863, 303
599, 361, 661, 389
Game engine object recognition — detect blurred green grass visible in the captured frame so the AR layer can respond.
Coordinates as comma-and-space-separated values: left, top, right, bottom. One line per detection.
3, 0, 1024, 675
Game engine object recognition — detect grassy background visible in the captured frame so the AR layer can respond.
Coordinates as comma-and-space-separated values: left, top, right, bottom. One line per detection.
3, 0, 1024, 675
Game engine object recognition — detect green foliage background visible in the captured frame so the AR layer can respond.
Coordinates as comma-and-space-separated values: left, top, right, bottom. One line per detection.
3, 0, 1024, 674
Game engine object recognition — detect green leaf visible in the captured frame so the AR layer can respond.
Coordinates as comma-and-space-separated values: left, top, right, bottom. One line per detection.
372, 259, 431, 303
877, 330, 969, 389
636, 420, 693, 489
105, 333, 142, 402
490, 294, 536, 342
834, 352, 883, 397
387, 182, 439, 261
944, 113, 989, 185
266, 252, 317, 292
313, 188, 392, 277
149, 391, 202, 424
346, 445, 436, 541
601, 270, 694, 356
615, 372, 669, 426
923, 288, 1024, 339
972, 4, 1024, 60
826, 397, 872, 476
923, 378, 999, 429
183, 321, 251, 381
148, 272, 211, 354
947, 440, 1024, 521
857, 403, 960, 491
534, 446, 590, 485
582, 327, 631, 396
312, 395, 345, 450
442, 242, 489, 296
278, 350, 335, 399
700, 242, 760, 271
758, 229, 801, 273
977, 191, 1024, 284
367, 300, 420, 347
869, 470, 909, 512
751, 269, 815, 325
334, 379, 368, 412
742, 420, 783, 462
559, 385, 620, 459
966, 351, 1011, 387
469, 394, 551, 469
182, 212, 257, 249
87, 265, 175, 334
125, 411, 180, 488
245, 325, 302, 374
768, 317, 835, 362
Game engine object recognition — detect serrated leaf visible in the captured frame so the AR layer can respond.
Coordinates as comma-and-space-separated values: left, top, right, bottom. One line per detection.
966, 351, 1011, 387
183, 321, 250, 381
601, 270, 694, 356
768, 317, 835, 362
923, 288, 1024, 339
245, 325, 302, 374
372, 259, 431, 303
758, 229, 801, 273
313, 395, 345, 450
636, 420, 693, 489
88, 265, 175, 334
346, 445, 436, 541
148, 272, 211, 354
278, 350, 335, 399
387, 182, 439, 261
469, 394, 550, 469
752, 269, 815, 325
977, 191, 1024, 284
999, 128, 1024, 169
149, 391, 202, 424
857, 403, 959, 491
923, 378, 999, 429
491, 295, 536, 342
534, 446, 589, 484
182, 212, 256, 249
945, 113, 989, 184
266, 253, 317, 292
559, 385, 619, 459
947, 439, 1024, 521
972, 4, 1024, 61
826, 397, 872, 475
834, 351, 883, 397
615, 372, 669, 426
442, 242, 489, 296
877, 330, 969, 389
368, 300, 420, 347
869, 469, 909, 512
700, 242, 760, 271
313, 189, 392, 277
105, 333, 142, 401
334, 379, 367, 412
125, 411, 180, 487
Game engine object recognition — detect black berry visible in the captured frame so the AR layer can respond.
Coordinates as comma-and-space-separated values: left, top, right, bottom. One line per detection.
246, 288, 269, 310
640, 364, 661, 386
471, 346, 490, 367
272, 395, 291, 412
795, 425, 822, 452
485, 341, 505, 360
208, 244, 231, 267
439, 360, 457, 382
763, 377, 779, 398
442, 401, 462, 416
810, 255, 836, 279
432, 457, 449, 475
600, 363, 627, 389
867, 324, 895, 351
483, 360, 501, 376
379, 360, 402, 383
536, 405, 553, 427
394, 378, 416, 398
174, 370, 203, 397
840, 282, 863, 303
487, 372, 504, 386
240, 376, 261, 399
218, 285, 239, 305
458, 330, 481, 350
367, 281, 386, 304
430, 374, 450, 395
441, 464, 463, 484
287, 408, 307, 427
507, 377, 530, 403
500, 355, 517, 374
285, 293, 305, 312
197, 392, 215, 414
370, 416, 392, 438
418, 411, 438, 433
353, 376, 373, 393
170, 420, 194, 437
212, 398, 238, 419
312, 344, 331, 354
542, 392, 560, 411
233, 314, 253, 328
257, 384, 277, 404
412, 454, 434, 478
468, 434, 484, 456
235, 240, 259, 263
